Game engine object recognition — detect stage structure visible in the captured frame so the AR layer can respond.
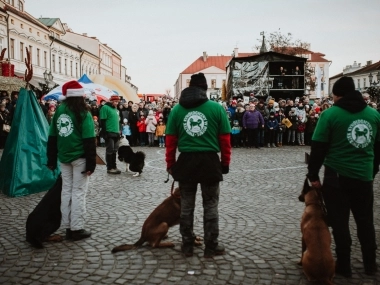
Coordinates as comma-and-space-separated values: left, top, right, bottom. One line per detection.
226, 51, 307, 101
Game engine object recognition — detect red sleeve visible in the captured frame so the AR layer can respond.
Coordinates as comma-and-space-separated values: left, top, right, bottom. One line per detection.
219, 133, 231, 166
165, 134, 178, 170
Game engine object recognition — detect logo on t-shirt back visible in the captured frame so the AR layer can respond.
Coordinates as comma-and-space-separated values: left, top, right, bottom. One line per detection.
57, 114, 74, 137
347, 119, 372, 148
183, 111, 208, 137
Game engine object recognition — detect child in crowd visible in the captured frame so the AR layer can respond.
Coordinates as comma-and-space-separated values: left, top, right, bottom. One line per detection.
122, 118, 132, 143
145, 110, 157, 147
296, 115, 306, 146
46, 105, 56, 125
276, 109, 286, 147
287, 107, 298, 146
155, 118, 166, 147
231, 120, 241, 148
93, 116, 100, 146
266, 111, 278, 148
305, 112, 318, 145
137, 114, 146, 146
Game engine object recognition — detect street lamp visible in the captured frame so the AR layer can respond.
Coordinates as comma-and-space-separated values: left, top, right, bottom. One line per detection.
369, 71, 380, 86
43, 70, 54, 88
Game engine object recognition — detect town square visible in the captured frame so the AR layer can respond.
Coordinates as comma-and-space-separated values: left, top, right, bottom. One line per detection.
0, 0, 380, 284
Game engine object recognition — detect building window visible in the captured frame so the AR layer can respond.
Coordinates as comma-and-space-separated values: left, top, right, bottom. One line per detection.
0, 37, 3, 52
19, 1, 23, 11
64, 59, 67, 75
20, 42, 24, 61
20, 23, 23, 29
364, 78, 367, 88
186, 79, 190, 87
52, 55, 56, 72
58, 57, 61, 73
76, 62, 78, 78
29, 28, 32, 33
11, 19, 14, 24
211, 79, 216, 89
11, 0, 14, 6
70, 61, 73, 76
44, 51, 47, 68
36, 49, 40, 66
28, 45, 32, 64
37, 32, 40, 36
10, 38, 14, 59
357, 78, 360, 89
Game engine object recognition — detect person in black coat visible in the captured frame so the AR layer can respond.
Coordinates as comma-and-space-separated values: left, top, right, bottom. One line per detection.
128, 103, 139, 146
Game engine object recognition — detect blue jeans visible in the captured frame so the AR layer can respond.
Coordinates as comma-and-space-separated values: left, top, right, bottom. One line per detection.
179, 182, 220, 248
158, 136, 165, 145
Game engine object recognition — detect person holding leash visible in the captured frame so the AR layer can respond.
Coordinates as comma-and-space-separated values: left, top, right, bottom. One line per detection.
165, 73, 231, 258
100, 95, 122, 174
307, 76, 380, 277
47, 81, 96, 241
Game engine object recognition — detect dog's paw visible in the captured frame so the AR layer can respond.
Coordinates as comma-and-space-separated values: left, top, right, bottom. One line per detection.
132, 173, 140, 177
194, 236, 203, 246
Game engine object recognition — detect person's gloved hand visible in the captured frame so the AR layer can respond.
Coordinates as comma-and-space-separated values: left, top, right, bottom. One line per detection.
221, 164, 229, 174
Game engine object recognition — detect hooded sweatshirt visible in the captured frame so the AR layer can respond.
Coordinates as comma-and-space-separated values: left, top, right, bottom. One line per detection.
165, 86, 231, 183
308, 90, 380, 181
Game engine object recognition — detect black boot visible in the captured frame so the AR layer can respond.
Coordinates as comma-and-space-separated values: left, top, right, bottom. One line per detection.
204, 243, 225, 258
66, 229, 73, 240
335, 255, 352, 278
71, 229, 92, 241
363, 251, 378, 275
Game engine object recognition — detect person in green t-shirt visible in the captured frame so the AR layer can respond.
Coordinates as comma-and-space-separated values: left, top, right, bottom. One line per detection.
165, 73, 231, 258
99, 95, 122, 174
307, 76, 380, 277
47, 81, 96, 241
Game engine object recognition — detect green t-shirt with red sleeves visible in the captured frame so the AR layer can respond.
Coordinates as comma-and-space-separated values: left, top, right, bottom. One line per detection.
49, 102, 95, 163
312, 105, 380, 181
166, 100, 231, 152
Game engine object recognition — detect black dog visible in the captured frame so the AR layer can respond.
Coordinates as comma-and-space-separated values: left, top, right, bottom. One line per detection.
26, 175, 63, 248
118, 137, 146, 177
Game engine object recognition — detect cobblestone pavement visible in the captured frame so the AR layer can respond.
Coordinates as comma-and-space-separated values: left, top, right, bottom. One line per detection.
0, 145, 379, 285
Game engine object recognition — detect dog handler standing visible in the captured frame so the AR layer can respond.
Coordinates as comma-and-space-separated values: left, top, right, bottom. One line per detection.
165, 73, 231, 258
47, 81, 96, 241
307, 76, 380, 277
100, 95, 122, 174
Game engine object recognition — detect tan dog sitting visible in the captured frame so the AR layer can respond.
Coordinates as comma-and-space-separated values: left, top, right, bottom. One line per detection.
298, 179, 335, 285
112, 187, 202, 253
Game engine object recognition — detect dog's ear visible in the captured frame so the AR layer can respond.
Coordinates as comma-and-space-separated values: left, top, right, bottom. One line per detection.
298, 178, 310, 202
298, 193, 305, 202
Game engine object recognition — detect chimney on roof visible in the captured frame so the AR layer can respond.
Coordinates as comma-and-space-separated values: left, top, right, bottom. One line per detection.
353, 61, 357, 67
234, 48, 238, 57
82, 33, 87, 37
358, 63, 361, 67
367, 60, 373, 66
202, 51, 208, 62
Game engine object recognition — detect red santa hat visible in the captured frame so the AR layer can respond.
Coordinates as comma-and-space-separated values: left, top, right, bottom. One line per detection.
59, 81, 84, 101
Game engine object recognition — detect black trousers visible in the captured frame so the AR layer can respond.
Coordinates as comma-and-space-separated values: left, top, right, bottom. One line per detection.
322, 167, 377, 260
247, 128, 259, 147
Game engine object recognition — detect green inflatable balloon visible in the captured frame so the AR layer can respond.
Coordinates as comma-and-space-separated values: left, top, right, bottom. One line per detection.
0, 88, 59, 197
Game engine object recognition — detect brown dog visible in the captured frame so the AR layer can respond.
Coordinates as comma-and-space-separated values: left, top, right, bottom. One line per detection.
298, 179, 335, 285
112, 187, 202, 253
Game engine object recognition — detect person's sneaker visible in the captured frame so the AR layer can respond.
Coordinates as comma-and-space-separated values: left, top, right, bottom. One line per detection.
65, 229, 73, 240
204, 244, 225, 258
71, 229, 92, 241
107, 168, 121, 174
181, 244, 193, 257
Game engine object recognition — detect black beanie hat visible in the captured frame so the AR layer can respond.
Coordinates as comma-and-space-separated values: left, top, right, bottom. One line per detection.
189, 73, 208, 90
332, 76, 355, 97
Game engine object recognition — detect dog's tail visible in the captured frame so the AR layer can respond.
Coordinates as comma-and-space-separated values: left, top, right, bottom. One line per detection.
111, 237, 145, 253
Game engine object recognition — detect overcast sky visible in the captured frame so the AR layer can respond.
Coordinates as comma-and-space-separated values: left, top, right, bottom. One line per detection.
27, 0, 380, 94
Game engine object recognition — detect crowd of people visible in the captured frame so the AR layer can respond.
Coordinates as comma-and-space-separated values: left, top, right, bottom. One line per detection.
1, 88, 379, 151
